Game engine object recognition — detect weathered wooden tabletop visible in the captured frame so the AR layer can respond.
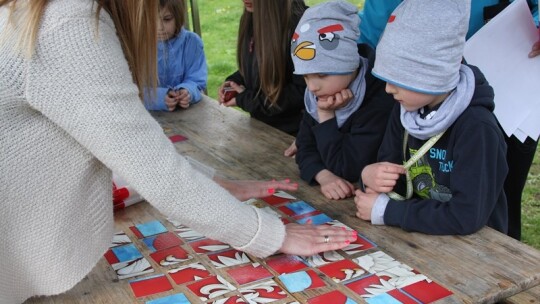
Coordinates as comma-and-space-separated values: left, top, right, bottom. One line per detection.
26, 96, 540, 304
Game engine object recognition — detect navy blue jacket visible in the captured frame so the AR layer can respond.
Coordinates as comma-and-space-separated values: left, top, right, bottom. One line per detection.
295, 44, 395, 185
380, 65, 508, 235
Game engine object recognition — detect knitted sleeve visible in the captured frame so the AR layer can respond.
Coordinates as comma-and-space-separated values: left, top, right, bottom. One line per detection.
25, 12, 285, 258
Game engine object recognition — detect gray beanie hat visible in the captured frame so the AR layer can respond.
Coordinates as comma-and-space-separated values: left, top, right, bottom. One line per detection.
372, 0, 471, 94
291, 0, 360, 75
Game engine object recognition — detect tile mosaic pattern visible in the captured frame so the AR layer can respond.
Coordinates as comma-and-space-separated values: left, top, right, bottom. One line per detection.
104, 192, 452, 303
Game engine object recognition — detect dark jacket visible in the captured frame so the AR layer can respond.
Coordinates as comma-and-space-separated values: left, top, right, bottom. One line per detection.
226, 5, 307, 135
380, 65, 508, 235
295, 44, 395, 185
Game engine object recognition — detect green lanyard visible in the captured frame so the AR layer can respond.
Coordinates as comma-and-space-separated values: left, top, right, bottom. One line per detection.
388, 130, 446, 201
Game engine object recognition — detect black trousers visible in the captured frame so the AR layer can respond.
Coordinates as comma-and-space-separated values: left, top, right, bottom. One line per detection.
504, 134, 538, 240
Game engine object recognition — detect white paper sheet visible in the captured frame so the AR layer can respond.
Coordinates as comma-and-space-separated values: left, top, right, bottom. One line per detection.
518, 106, 540, 139
464, 0, 540, 142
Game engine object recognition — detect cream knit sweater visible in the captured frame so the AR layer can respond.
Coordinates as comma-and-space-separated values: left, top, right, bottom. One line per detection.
0, 1, 285, 302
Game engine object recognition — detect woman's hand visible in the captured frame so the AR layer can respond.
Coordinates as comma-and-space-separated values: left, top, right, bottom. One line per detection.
214, 176, 298, 201
283, 140, 297, 157
279, 223, 358, 256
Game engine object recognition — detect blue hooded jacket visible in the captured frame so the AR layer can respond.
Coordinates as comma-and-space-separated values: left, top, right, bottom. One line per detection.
144, 28, 208, 111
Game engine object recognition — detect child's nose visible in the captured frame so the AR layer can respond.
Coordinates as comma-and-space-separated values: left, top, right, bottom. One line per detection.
307, 81, 319, 92
385, 83, 396, 94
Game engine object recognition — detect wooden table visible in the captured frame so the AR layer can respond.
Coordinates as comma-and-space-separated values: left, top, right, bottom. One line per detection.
26, 96, 540, 304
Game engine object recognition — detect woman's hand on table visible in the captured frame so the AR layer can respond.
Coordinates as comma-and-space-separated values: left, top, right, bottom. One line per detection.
214, 176, 298, 201
279, 223, 358, 256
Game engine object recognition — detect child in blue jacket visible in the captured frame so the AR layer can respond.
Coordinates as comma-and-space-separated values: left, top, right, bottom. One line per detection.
291, 1, 394, 200
355, 0, 508, 235
144, 0, 207, 111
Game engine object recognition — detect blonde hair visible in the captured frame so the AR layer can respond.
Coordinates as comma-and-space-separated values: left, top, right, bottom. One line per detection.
0, 0, 159, 93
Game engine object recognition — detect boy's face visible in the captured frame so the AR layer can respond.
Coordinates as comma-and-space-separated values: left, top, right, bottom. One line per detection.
157, 7, 176, 41
385, 83, 448, 112
304, 73, 355, 102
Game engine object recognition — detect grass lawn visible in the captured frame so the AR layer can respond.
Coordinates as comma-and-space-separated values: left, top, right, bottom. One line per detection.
522, 151, 540, 249
198, 0, 359, 99
194, 0, 540, 250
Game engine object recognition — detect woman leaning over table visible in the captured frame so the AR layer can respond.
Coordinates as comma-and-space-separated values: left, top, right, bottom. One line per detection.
0, 1, 356, 302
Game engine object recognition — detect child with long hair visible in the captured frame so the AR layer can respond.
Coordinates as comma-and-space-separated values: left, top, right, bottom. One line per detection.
217, 0, 307, 136
144, 0, 208, 111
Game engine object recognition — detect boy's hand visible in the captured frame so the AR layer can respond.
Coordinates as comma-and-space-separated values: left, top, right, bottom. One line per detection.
165, 90, 179, 111
361, 162, 406, 193
176, 89, 191, 109
317, 88, 353, 111
315, 170, 355, 200
284, 140, 297, 157
354, 188, 378, 221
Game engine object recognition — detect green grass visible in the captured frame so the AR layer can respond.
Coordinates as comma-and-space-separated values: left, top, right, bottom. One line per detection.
195, 0, 540, 250
522, 148, 540, 249
198, 0, 359, 99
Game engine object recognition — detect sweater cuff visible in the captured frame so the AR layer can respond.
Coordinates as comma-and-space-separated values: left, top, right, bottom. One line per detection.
371, 193, 389, 225
234, 208, 285, 258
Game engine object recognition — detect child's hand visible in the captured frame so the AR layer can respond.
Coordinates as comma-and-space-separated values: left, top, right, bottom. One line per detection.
283, 140, 297, 157
361, 162, 406, 193
317, 89, 353, 111
354, 188, 379, 221
221, 97, 237, 107
218, 81, 244, 104
315, 170, 355, 200
165, 90, 179, 111
176, 89, 191, 109
217, 81, 231, 103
